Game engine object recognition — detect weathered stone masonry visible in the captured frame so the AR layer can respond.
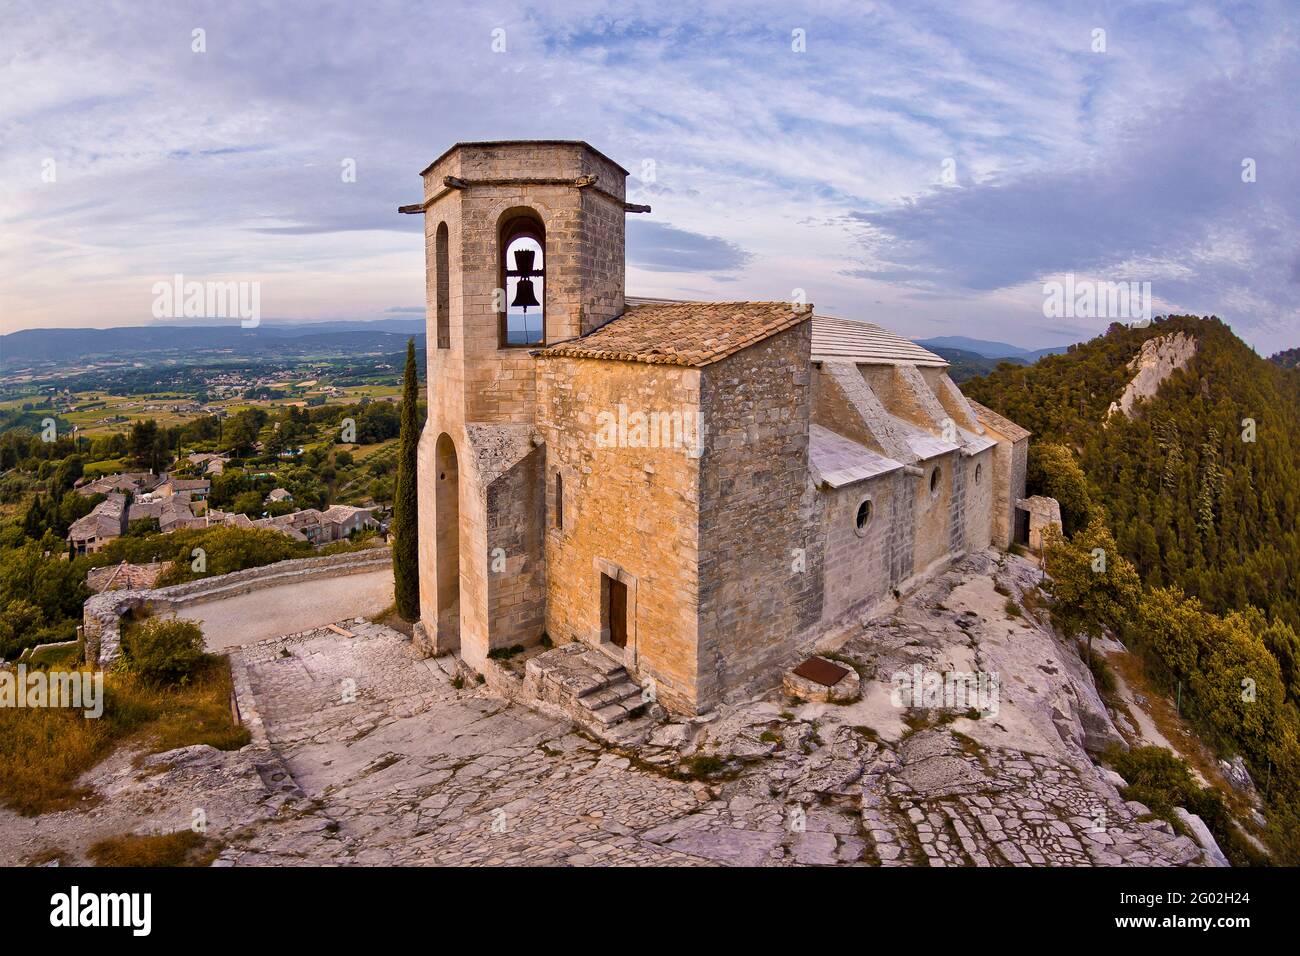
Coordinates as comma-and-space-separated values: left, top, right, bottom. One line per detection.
407, 140, 1032, 715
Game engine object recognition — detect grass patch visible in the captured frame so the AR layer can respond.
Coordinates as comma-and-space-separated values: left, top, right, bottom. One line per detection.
26, 642, 83, 669
678, 754, 727, 780
88, 830, 223, 867
1084, 646, 1116, 695
1003, 598, 1023, 618
487, 644, 525, 660
367, 603, 414, 637
0, 656, 249, 816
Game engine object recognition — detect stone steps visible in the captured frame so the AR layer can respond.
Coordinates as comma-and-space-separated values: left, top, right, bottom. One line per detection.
524, 642, 652, 732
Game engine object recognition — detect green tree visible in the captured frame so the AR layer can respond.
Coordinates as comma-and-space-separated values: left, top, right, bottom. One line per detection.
392, 339, 422, 621
1042, 519, 1141, 662
1027, 443, 1095, 536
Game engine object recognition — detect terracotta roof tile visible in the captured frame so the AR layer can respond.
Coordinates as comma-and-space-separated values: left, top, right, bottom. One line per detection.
538, 301, 812, 367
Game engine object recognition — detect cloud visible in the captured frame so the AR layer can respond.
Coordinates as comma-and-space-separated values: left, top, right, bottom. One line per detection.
626, 220, 752, 273
0, 0, 1296, 351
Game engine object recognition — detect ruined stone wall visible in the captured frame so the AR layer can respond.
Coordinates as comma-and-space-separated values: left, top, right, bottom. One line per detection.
535, 354, 702, 712
697, 323, 823, 709
820, 473, 899, 621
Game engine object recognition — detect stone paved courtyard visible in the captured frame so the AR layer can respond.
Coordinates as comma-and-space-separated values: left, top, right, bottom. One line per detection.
208, 552, 1217, 866
221, 622, 711, 865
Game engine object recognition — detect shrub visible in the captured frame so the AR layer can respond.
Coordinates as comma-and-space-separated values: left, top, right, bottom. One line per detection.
1084, 648, 1116, 695
1109, 745, 1195, 814
681, 754, 726, 779
124, 618, 206, 686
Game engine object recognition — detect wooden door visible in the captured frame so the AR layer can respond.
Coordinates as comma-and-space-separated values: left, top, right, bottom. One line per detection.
609, 578, 628, 648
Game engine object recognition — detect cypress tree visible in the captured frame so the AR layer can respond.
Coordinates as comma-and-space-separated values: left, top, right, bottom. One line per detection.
393, 338, 421, 620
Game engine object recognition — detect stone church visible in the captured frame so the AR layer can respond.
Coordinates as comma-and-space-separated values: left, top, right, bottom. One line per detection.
405, 140, 1031, 715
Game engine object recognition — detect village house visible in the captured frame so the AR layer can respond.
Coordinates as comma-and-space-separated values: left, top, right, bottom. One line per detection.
187, 451, 228, 476
406, 140, 1036, 716
67, 492, 129, 554
75, 472, 161, 498
213, 503, 378, 544
67, 468, 382, 552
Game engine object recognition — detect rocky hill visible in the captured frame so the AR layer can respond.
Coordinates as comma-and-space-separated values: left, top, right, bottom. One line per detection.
1270, 347, 1300, 370
964, 315, 1300, 862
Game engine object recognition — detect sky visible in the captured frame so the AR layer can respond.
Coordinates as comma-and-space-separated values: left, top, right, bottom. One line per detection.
1, 0, 1297, 353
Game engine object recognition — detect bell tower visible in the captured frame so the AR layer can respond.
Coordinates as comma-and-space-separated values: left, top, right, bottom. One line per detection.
409, 140, 632, 427
404, 141, 639, 664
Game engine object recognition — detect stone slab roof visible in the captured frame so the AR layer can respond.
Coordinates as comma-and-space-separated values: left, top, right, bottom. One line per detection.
538, 300, 812, 367
808, 425, 904, 488
967, 398, 1032, 442
886, 415, 962, 461
957, 426, 999, 457
811, 314, 947, 367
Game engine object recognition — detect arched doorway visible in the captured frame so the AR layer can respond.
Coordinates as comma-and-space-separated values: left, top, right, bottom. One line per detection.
435, 433, 460, 650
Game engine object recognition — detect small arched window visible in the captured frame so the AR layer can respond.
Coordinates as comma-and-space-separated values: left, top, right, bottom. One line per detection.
500, 215, 545, 347
930, 466, 942, 497
435, 222, 450, 349
974, 462, 983, 485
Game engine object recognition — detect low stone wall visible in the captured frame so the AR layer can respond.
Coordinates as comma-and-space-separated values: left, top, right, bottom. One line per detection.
84, 547, 392, 666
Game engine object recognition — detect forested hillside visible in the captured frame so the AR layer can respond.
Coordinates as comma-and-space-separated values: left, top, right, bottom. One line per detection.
965, 315, 1300, 861
966, 315, 1300, 633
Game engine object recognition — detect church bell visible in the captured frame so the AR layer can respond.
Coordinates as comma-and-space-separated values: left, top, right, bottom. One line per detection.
510, 249, 541, 311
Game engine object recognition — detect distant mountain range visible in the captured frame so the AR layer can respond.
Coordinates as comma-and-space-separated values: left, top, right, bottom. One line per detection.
1, 320, 1085, 381
0, 318, 428, 372
915, 335, 1071, 361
